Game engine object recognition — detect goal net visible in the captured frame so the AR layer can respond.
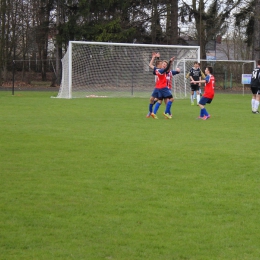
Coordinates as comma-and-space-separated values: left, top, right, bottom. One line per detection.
56, 41, 200, 98
177, 59, 256, 95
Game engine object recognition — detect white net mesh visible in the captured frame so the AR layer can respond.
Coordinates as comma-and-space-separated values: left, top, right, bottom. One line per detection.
57, 42, 200, 98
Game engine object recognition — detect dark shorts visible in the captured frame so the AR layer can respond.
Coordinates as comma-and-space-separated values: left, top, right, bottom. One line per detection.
152, 87, 172, 100
151, 88, 160, 99
199, 96, 213, 105
251, 86, 258, 95
191, 84, 200, 91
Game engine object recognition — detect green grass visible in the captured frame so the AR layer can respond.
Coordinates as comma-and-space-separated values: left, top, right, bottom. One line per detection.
1, 91, 260, 260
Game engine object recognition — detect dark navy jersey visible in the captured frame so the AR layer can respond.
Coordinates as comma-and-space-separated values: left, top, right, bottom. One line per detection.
189, 67, 202, 81
251, 67, 260, 87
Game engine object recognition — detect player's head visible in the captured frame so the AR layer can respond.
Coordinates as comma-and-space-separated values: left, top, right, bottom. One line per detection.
155, 60, 163, 68
162, 60, 168, 69
194, 62, 199, 69
205, 66, 213, 75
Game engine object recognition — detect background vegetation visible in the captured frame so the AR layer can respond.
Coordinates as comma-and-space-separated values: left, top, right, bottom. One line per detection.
0, 0, 259, 86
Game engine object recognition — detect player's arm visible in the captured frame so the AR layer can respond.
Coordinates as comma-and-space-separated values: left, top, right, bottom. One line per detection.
161, 56, 175, 73
191, 75, 209, 84
149, 52, 157, 69
189, 69, 194, 81
171, 68, 180, 75
199, 76, 202, 86
191, 79, 206, 84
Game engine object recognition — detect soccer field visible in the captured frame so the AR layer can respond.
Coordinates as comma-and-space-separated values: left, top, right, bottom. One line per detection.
1, 91, 260, 260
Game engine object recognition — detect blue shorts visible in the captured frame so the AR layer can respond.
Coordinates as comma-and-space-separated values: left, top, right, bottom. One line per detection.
199, 96, 212, 105
151, 88, 172, 99
151, 88, 160, 99
157, 87, 173, 100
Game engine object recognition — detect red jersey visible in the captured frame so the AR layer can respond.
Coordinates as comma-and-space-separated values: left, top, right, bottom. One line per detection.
155, 69, 167, 89
166, 70, 180, 89
166, 71, 173, 89
203, 74, 215, 99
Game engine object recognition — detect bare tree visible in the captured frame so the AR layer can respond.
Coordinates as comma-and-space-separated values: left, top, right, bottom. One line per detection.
34, 0, 54, 81
254, 0, 260, 59
0, 0, 7, 85
180, 0, 243, 59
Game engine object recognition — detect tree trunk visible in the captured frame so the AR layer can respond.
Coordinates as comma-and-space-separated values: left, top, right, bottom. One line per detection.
254, 0, 260, 59
170, 0, 178, 45
55, 0, 62, 85
0, 0, 6, 85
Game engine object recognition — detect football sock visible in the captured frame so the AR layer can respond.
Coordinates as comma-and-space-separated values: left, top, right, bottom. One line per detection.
204, 108, 209, 116
149, 103, 153, 113
255, 100, 259, 111
165, 101, 172, 114
251, 99, 255, 111
200, 108, 204, 117
191, 95, 193, 103
201, 108, 208, 117
153, 102, 161, 114
252, 99, 256, 111
197, 93, 200, 104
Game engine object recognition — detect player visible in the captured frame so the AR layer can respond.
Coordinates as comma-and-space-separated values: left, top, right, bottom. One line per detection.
193, 62, 205, 99
147, 57, 180, 119
250, 59, 260, 114
164, 67, 180, 118
148, 52, 175, 119
189, 61, 201, 105
146, 55, 162, 118
191, 66, 215, 120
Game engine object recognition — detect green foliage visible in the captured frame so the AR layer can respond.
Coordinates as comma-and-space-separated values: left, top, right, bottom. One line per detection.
234, 0, 255, 46
1, 92, 260, 259
94, 19, 136, 42
58, 0, 137, 43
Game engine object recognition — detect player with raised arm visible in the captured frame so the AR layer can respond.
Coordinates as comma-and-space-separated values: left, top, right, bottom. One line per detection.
148, 53, 175, 119
191, 66, 215, 120
146, 53, 162, 118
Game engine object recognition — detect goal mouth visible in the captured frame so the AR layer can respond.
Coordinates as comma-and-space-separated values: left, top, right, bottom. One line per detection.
57, 41, 200, 99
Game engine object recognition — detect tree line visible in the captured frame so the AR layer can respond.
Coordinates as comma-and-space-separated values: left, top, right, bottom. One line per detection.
0, 0, 259, 86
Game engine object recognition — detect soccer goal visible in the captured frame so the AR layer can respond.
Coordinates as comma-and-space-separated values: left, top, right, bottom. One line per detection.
180, 59, 256, 95
56, 41, 200, 99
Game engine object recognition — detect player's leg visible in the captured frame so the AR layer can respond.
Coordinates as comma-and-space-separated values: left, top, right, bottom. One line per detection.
253, 90, 260, 114
198, 97, 211, 119
162, 89, 173, 119
153, 99, 162, 115
164, 97, 173, 119
251, 87, 258, 113
190, 87, 194, 105
196, 88, 200, 105
151, 90, 162, 118
147, 89, 157, 117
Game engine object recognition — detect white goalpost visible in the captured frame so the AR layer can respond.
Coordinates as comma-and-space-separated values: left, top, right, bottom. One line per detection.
56, 41, 200, 99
